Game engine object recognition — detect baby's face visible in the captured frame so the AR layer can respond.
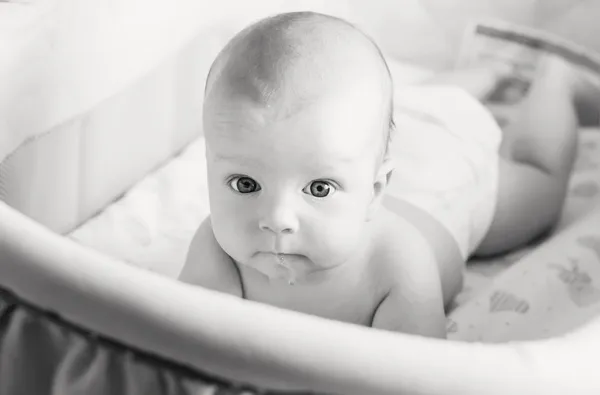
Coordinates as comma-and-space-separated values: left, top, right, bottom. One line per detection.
204, 84, 387, 284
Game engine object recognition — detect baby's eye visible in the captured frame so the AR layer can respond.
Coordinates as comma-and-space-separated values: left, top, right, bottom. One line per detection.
303, 180, 335, 198
229, 176, 261, 194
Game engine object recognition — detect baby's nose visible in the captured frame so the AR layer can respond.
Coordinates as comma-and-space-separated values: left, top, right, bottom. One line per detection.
258, 202, 299, 235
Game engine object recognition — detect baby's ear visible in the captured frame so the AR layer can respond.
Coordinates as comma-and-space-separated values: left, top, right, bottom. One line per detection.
367, 156, 395, 221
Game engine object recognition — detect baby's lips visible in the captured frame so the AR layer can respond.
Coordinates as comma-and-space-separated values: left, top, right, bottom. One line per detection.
273, 255, 299, 284
250, 258, 281, 279
249, 254, 296, 282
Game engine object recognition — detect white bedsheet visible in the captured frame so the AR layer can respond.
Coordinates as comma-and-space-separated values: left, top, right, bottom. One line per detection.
68, 128, 600, 305
68, 59, 600, 310
70, 139, 210, 278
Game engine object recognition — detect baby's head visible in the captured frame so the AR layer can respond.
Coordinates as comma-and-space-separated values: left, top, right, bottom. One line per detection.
203, 12, 395, 284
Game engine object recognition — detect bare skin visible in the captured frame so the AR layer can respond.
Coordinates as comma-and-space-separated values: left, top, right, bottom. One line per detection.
417, 57, 581, 258
180, 12, 583, 338
182, 207, 446, 338
181, 12, 447, 337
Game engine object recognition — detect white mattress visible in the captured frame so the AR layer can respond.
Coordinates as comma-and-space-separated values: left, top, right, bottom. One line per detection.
457, 129, 600, 309
69, 139, 211, 278
68, 60, 600, 311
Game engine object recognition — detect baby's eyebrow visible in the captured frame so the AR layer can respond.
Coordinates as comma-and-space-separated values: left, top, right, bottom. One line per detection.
213, 151, 360, 172
213, 153, 265, 168
306, 152, 361, 165
214, 153, 247, 163
213, 153, 236, 162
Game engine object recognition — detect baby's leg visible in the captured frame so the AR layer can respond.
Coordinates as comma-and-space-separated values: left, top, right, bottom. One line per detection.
475, 57, 580, 256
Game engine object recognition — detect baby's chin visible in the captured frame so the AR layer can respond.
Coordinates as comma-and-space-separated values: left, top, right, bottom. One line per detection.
240, 252, 348, 285
243, 252, 307, 285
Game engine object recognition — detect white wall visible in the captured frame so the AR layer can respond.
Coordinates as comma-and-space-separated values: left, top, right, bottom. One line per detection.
3, 0, 598, 162
0, 0, 351, 162
2, 0, 598, 230
347, 0, 600, 71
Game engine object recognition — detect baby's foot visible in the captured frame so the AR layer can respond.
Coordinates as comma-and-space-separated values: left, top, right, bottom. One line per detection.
535, 55, 600, 126
572, 68, 600, 126
531, 55, 577, 94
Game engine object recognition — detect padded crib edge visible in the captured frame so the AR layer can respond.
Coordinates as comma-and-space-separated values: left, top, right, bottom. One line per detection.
0, 286, 275, 395
0, 201, 410, 395
0, 201, 551, 395
0, 28, 215, 234
4, 200, 599, 394
0, 201, 316, 393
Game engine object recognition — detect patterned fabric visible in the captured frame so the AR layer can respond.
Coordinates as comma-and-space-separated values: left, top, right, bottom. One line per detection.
448, 130, 600, 341
68, 128, 600, 343
455, 130, 600, 310
65, 59, 600, 341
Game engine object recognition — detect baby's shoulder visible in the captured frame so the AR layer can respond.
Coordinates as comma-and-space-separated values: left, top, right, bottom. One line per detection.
178, 216, 243, 297
368, 208, 439, 283
368, 210, 447, 337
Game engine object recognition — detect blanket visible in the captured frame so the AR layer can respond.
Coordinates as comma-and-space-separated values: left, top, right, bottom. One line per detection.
69, 128, 600, 342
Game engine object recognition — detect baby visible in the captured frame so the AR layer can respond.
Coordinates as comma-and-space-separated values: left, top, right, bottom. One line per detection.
180, 12, 583, 338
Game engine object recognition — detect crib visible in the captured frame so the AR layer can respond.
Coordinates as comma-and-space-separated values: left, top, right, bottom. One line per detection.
2, 1, 600, 394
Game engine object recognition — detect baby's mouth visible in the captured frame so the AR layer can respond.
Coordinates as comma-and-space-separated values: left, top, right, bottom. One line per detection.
253, 251, 301, 285
274, 252, 300, 285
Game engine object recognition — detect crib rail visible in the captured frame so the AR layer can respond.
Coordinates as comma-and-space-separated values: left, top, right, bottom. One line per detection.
0, 200, 558, 395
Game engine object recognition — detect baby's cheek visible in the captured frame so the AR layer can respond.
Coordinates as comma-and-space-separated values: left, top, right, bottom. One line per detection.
211, 207, 252, 258
312, 216, 365, 262
210, 214, 235, 251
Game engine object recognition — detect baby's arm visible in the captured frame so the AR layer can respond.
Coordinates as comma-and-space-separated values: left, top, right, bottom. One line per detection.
371, 226, 447, 338
178, 216, 243, 297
